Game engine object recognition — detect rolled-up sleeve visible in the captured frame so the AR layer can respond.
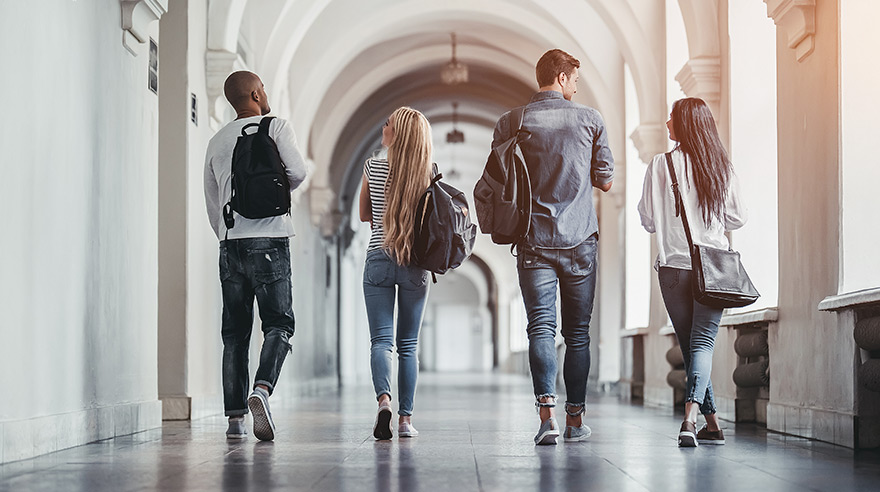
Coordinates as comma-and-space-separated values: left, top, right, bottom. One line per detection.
724, 171, 747, 231
638, 158, 656, 233
589, 111, 614, 187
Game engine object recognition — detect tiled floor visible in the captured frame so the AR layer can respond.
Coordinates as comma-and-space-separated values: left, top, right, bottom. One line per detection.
2, 373, 879, 491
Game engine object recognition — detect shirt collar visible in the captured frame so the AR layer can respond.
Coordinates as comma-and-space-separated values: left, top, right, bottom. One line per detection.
530, 90, 565, 103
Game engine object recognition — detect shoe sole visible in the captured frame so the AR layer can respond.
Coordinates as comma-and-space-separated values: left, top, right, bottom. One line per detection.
678, 431, 698, 447
564, 430, 592, 442
399, 432, 419, 438
226, 433, 247, 440
374, 408, 393, 440
247, 395, 275, 441
697, 439, 725, 445
535, 431, 560, 445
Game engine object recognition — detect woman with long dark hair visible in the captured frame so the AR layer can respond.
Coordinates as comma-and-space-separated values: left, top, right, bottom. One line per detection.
638, 97, 746, 447
358, 107, 433, 440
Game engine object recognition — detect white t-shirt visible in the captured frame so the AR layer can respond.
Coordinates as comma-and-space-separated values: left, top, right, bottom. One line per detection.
637, 148, 747, 271
204, 116, 308, 240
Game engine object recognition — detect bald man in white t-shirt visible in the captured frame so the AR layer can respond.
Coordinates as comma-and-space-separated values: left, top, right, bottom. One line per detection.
204, 71, 309, 442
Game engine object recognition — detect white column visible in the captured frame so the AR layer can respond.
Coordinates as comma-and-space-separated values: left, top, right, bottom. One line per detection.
839, 0, 880, 294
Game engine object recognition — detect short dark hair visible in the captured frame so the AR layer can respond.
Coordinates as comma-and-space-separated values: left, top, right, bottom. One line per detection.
535, 49, 580, 87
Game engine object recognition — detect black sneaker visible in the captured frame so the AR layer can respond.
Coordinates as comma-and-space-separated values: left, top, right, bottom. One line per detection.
678, 421, 698, 447
696, 424, 725, 445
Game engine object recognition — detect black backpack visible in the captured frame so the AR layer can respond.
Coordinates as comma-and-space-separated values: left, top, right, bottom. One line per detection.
473, 107, 532, 246
412, 170, 477, 281
223, 116, 290, 231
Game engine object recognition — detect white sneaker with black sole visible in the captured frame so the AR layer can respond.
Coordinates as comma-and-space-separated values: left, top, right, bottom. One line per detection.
247, 387, 276, 441
373, 404, 393, 440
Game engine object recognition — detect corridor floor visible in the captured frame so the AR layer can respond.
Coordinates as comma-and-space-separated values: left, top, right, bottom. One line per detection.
2, 373, 879, 492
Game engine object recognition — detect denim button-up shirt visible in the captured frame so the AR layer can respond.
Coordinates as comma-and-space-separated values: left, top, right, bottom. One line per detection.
492, 91, 614, 249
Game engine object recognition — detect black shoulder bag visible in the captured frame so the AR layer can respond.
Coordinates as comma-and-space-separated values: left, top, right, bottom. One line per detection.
665, 152, 759, 309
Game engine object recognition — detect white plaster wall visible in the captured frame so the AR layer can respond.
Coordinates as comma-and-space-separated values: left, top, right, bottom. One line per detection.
727, 1, 779, 311
840, 0, 880, 295
666, 0, 688, 111
186, 0, 225, 414
0, 2, 162, 462
624, 64, 652, 329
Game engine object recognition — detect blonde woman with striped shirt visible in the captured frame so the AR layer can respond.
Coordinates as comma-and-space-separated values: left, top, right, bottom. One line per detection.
359, 107, 433, 440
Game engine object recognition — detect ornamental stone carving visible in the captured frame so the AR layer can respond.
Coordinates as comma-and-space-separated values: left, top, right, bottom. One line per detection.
121, 0, 167, 43
630, 124, 668, 164
765, 0, 816, 62
675, 56, 721, 118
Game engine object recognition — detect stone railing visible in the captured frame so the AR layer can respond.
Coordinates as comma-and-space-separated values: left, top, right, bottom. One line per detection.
819, 288, 880, 448
721, 308, 776, 424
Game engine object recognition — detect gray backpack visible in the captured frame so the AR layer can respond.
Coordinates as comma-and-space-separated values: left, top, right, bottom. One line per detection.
473, 107, 532, 246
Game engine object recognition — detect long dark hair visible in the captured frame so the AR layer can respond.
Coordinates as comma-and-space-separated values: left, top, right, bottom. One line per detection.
671, 98, 732, 225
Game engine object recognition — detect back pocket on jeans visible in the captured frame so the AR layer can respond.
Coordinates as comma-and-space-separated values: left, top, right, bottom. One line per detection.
248, 248, 286, 284
365, 255, 392, 285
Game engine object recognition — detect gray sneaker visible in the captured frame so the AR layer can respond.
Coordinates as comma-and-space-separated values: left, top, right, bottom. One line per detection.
247, 387, 276, 441
226, 417, 247, 439
563, 424, 592, 442
534, 418, 560, 445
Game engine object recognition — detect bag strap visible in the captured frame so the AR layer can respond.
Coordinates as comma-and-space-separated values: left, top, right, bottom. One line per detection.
258, 116, 275, 135
664, 152, 696, 256
512, 106, 525, 138
240, 123, 259, 136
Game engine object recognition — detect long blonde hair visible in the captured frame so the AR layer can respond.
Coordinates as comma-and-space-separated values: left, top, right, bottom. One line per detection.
382, 107, 433, 265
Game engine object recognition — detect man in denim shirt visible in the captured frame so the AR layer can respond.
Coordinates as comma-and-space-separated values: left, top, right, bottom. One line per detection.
491, 49, 613, 445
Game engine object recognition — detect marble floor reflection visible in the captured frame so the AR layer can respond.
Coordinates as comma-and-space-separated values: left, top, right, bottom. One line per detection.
1, 373, 879, 491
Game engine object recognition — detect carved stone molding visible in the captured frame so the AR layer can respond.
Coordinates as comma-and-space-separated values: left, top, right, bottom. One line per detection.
205, 49, 246, 122
675, 56, 722, 116
630, 124, 668, 164
765, 0, 816, 62
310, 186, 337, 234
121, 0, 167, 43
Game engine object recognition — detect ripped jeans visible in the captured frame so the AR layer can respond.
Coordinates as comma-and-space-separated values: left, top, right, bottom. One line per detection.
219, 237, 296, 417
658, 267, 723, 415
517, 235, 598, 410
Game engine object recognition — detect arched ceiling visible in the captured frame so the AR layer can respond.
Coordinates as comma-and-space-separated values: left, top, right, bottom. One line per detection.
209, 0, 673, 233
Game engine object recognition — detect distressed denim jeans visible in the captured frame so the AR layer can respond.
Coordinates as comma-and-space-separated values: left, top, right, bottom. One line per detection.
658, 267, 723, 414
219, 237, 295, 417
517, 234, 598, 408
363, 249, 430, 416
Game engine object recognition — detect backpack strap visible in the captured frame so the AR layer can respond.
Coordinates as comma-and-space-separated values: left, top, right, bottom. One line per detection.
258, 116, 275, 135
240, 123, 259, 136
512, 106, 525, 138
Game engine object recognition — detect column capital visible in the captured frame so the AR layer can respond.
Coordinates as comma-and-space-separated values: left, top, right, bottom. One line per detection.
675, 56, 722, 116
310, 186, 340, 237
765, 0, 816, 62
121, 0, 167, 43
630, 124, 668, 164
205, 49, 246, 123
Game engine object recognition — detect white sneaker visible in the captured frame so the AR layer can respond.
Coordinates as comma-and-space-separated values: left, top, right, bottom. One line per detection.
399, 422, 419, 438
373, 404, 393, 440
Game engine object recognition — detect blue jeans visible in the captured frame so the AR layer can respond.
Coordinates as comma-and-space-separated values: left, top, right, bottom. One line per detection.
517, 234, 598, 408
219, 237, 295, 417
363, 249, 430, 416
658, 267, 723, 415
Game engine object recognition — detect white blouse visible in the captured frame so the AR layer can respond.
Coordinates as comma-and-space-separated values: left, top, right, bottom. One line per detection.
638, 148, 747, 271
